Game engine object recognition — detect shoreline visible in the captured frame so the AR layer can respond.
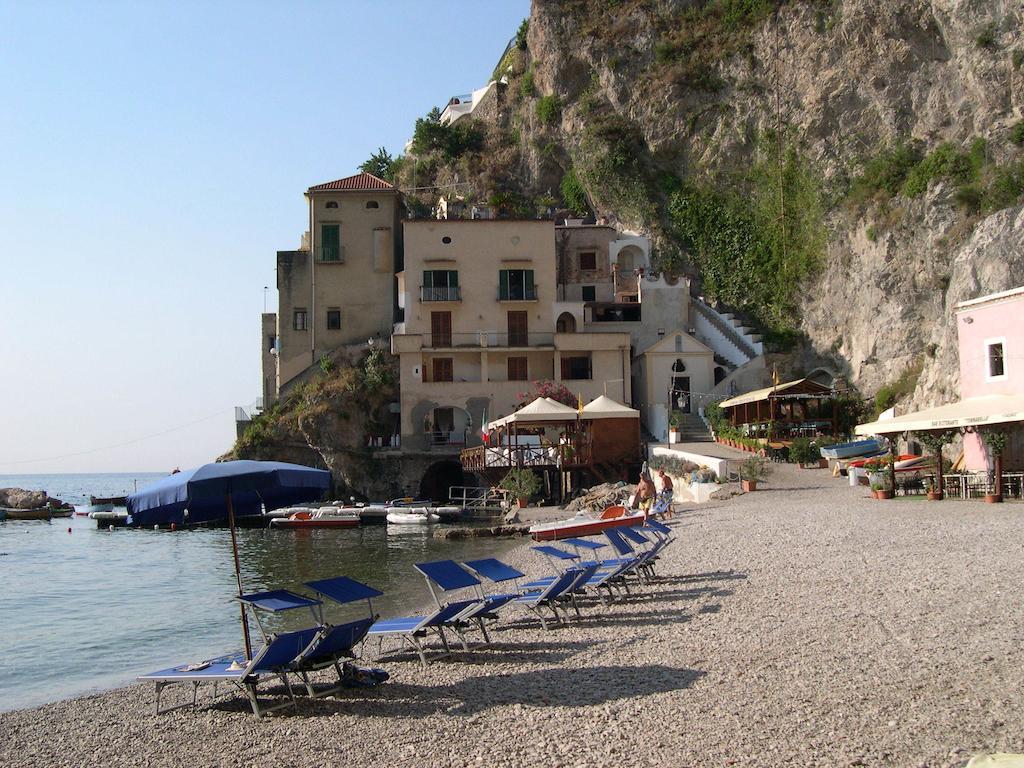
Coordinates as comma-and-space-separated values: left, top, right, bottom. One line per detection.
3, 467, 1023, 767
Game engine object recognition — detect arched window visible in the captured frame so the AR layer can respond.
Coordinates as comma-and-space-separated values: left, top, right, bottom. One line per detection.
366, 200, 379, 209
556, 312, 576, 333
325, 201, 339, 209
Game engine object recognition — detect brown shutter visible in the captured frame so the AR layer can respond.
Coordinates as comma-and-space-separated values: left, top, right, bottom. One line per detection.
431, 311, 452, 347
507, 311, 528, 346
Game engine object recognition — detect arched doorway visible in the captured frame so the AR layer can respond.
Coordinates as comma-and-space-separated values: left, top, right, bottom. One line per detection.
714, 366, 727, 385
670, 358, 690, 413
419, 460, 467, 503
556, 312, 576, 333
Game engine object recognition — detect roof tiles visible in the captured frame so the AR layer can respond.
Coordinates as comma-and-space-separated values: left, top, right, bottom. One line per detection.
307, 172, 395, 192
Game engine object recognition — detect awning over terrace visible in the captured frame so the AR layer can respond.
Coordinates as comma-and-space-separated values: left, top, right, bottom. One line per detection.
855, 394, 1024, 435
487, 397, 579, 429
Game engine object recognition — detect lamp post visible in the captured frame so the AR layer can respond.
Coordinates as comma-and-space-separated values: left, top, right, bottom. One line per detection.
263, 286, 269, 313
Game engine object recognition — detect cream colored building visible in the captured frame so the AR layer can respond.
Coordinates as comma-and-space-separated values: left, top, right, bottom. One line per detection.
268, 172, 400, 401
392, 219, 632, 452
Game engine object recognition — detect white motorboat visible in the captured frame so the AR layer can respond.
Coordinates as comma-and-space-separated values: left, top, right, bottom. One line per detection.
386, 507, 440, 525
270, 507, 360, 529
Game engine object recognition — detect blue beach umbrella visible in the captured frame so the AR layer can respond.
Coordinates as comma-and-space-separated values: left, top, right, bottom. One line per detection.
127, 460, 331, 658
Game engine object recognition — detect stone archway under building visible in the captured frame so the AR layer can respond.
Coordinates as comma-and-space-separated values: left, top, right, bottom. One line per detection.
418, 460, 469, 503
556, 312, 577, 333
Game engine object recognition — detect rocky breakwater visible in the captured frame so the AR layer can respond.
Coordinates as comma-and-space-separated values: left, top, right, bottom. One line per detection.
0, 488, 74, 516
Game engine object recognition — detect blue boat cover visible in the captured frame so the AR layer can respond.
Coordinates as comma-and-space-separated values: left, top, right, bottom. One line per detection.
238, 589, 321, 613
463, 558, 525, 583
531, 545, 579, 560
126, 460, 331, 526
305, 576, 383, 605
414, 560, 480, 591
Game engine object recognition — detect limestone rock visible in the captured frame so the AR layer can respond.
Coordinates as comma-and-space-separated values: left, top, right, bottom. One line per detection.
0, 488, 72, 511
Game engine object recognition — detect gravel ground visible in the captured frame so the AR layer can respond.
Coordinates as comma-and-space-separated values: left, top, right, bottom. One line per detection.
2, 465, 1023, 767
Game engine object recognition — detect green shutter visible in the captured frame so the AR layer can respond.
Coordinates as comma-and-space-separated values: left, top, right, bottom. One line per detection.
449, 270, 458, 288
423, 270, 434, 289
525, 270, 534, 295
499, 270, 509, 299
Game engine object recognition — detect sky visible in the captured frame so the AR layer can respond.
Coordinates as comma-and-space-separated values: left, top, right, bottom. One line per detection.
0, 0, 530, 474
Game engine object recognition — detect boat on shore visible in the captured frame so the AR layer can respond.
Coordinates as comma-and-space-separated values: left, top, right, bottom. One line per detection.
2, 506, 74, 521
269, 507, 360, 530
820, 438, 885, 460
530, 505, 647, 542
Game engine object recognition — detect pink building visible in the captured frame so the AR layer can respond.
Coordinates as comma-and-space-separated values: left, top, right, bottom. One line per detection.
857, 286, 1024, 476
955, 287, 1023, 470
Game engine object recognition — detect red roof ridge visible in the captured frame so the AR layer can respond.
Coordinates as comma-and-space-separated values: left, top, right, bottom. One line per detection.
307, 172, 396, 192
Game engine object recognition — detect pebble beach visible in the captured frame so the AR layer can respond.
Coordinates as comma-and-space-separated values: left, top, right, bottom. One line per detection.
2, 464, 1022, 767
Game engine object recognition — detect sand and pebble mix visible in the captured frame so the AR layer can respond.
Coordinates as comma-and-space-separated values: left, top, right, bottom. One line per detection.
2, 463, 1022, 767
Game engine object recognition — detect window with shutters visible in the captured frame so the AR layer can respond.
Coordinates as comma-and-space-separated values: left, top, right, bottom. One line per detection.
507, 356, 528, 381
319, 224, 342, 262
581, 285, 596, 302
507, 311, 528, 346
578, 251, 597, 271
431, 358, 454, 382
498, 269, 536, 300
430, 312, 452, 347
293, 309, 308, 331
422, 270, 460, 301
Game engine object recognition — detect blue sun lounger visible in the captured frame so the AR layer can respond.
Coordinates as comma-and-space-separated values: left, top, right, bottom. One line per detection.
462, 557, 527, 590
414, 560, 519, 647
512, 564, 600, 629
139, 626, 321, 718
366, 598, 481, 667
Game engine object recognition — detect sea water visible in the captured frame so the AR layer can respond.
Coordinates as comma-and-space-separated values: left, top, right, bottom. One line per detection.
0, 473, 518, 712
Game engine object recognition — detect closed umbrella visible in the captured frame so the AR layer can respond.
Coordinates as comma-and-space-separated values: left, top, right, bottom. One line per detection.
127, 460, 331, 658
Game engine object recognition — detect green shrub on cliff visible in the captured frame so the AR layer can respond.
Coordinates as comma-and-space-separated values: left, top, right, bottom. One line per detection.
536, 94, 562, 126
667, 138, 824, 333
560, 167, 588, 213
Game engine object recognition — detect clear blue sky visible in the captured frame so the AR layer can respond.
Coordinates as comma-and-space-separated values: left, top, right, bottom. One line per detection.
0, 0, 530, 474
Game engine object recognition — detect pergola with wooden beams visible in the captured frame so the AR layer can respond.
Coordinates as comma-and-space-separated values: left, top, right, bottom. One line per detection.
718, 378, 837, 440
460, 395, 642, 498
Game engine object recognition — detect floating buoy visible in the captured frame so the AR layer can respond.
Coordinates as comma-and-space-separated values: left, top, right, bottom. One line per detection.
170, 523, 177, 532
68, 527, 72, 533
108, 525, 115, 531
153, 525, 159, 530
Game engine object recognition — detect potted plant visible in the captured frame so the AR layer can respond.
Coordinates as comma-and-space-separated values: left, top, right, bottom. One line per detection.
789, 437, 822, 469
869, 479, 883, 499
981, 430, 1008, 503
916, 430, 952, 501
499, 467, 542, 508
669, 412, 681, 444
738, 456, 770, 492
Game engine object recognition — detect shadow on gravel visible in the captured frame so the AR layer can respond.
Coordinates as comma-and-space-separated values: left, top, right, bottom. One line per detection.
657, 570, 748, 585
379, 638, 599, 667
295, 664, 705, 718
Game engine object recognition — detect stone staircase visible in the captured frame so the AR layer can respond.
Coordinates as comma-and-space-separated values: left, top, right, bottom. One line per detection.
691, 299, 764, 367
675, 412, 714, 443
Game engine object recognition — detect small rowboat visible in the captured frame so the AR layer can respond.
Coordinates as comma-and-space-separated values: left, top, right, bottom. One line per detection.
529, 505, 647, 542
820, 438, 885, 460
386, 507, 440, 525
2, 506, 74, 521
270, 507, 360, 529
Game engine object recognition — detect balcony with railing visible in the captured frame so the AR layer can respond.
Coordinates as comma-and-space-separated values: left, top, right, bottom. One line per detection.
460, 437, 593, 472
498, 286, 538, 301
422, 331, 555, 349
420, 285, 462, 302
318, 245, 345, 263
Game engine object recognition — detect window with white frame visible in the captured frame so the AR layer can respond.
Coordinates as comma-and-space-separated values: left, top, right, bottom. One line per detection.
987, 339, 1006, 379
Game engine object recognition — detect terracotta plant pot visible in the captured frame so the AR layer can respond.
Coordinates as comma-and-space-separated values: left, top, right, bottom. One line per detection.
984, 493, 1003, 504
927, 491, 943, 501
741, 479, 757, 492
876, 489, 893, 500
517, 497, 529, 508
818, 458, 829, 469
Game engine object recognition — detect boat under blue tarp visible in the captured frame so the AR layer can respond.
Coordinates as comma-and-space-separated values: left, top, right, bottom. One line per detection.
819, 437, 885, 460
126, 460, 331, 527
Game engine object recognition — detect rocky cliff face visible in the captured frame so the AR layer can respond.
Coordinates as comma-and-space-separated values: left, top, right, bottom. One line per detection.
399, 0, 1024, 411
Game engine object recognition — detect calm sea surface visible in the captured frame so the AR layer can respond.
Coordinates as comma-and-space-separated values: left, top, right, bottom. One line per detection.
0, 473, 518, 712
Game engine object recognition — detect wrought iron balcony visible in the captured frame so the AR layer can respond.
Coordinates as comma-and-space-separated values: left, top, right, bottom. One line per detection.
420, 285, 462, 302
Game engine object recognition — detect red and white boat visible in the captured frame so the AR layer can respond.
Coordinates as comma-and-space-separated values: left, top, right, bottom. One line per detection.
529, 505, 647, 542
269, 507, 360, 530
